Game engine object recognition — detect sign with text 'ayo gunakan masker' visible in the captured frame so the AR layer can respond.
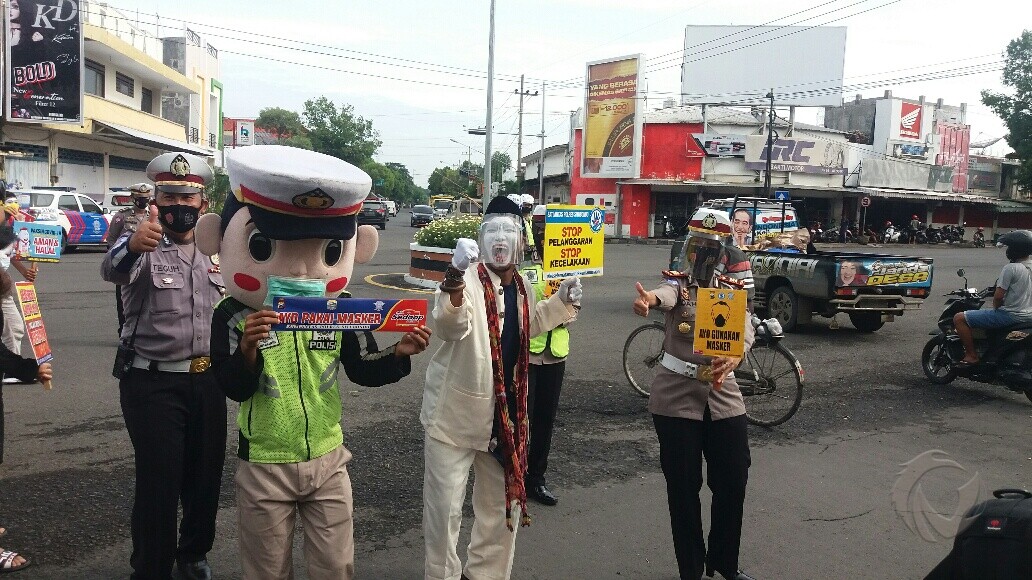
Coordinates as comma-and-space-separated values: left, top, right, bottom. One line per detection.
272, 297, 428, 332
542, 205, 605, 280
693, 288, 747, 358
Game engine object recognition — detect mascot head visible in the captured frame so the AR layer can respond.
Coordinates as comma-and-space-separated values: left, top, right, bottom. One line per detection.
195, 145, 378, 310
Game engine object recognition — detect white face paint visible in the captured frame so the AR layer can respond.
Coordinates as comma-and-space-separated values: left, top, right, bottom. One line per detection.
478, 214, 522, 269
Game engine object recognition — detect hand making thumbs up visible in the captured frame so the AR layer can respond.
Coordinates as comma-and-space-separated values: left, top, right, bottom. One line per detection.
128, 204, 164, 253
633, 281, 656, 317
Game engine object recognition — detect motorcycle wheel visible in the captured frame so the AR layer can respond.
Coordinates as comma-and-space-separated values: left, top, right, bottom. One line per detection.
921, 336, 958, 384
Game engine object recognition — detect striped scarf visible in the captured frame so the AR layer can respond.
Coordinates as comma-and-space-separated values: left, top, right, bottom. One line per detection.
477, 262, 532, 529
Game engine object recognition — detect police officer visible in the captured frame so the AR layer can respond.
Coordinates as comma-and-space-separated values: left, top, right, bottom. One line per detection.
108, 183, 154, 336
521, 215, 576, 506
101, 153, 225, 580
632, 208, 757, 580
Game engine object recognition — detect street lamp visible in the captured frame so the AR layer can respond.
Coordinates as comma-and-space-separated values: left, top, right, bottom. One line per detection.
482, 0, 496, 206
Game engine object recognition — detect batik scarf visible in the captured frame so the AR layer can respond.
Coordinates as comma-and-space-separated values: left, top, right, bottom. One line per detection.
477, 262, 532, 529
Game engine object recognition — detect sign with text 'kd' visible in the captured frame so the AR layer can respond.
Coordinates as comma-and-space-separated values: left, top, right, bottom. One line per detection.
693, 288, 747, 358
542, 205, 605, 280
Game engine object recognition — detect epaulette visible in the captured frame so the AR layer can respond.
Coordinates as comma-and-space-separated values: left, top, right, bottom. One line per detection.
715, 273, 746, 289
661, 270, 689, 278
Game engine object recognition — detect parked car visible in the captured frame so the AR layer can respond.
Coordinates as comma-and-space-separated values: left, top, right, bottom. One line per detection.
15, 190, 112, 251
410, 204, 434, 227
357, 200, 388, 230
384, 199, 398, 217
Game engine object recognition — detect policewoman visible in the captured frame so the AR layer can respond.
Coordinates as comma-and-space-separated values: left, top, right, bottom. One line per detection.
519, 212, 576, 506
101, 153, 226, 580
632, 208, 756, 580
107, 183, 154, 336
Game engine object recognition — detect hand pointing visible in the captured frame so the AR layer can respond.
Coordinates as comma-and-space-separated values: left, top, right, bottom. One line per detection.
129, 204, 163, 253
633, 282, 655, 317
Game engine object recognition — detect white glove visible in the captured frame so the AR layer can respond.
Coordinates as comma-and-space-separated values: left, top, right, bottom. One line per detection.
451, 238, 479, 271
558, 277, 582, 305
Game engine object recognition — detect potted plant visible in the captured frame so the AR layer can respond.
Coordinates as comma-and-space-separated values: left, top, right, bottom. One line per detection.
406, 215, 482, 289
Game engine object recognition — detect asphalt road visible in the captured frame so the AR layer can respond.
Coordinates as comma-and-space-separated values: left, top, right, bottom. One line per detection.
2, 210, 1030, 579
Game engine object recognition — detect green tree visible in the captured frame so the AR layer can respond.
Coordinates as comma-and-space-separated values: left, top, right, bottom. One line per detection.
204, 168, 230, 214
982, 30, 1032, 193
428, 166, 469, 197
255, 107, 309, 148
491, 151, 512, 183
302, 97, 381, 166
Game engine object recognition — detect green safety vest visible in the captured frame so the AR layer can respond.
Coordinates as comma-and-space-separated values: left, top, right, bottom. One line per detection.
522, 264, 570, 358
524, 216, 535, 247
219, 297, 345, 464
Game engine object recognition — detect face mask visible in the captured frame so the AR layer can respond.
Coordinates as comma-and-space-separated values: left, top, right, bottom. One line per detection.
133, 197, 150, 210
264, 275, 327, 306
478, 215, 522, 269
159, 204, 200, 234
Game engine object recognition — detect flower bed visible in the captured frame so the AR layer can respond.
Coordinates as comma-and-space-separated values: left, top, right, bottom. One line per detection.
405, 215, 482, 289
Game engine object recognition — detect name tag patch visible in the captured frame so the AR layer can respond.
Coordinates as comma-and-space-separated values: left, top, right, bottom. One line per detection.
257, 331, 280, 350
151, 264, 182, 274
309, 330, 337, 350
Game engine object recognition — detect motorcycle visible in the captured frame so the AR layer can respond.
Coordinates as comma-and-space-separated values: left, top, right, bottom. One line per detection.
883, 225, 901, 244
973, 228, 986, 248
921, 268, 1032, 403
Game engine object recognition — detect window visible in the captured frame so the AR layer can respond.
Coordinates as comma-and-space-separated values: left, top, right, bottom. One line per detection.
80, 197, 102, 214
115, 72, 134, 97
84, 60, 104, 97
584, 197, 595, 206
141, 88, 153, 113
58, 195, 79, 211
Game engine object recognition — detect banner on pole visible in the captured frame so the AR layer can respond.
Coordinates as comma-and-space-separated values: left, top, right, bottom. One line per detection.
582, 54, 642, 179
5, 0, 84, 124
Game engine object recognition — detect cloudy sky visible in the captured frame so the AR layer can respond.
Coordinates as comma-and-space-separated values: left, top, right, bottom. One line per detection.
107, 0, 1022, 185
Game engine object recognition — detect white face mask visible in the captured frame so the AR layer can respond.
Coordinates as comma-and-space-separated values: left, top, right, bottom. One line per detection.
478, 215, 522, 269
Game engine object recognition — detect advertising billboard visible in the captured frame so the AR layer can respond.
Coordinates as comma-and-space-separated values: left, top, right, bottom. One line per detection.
692, 133, 747, 157
936, 124, 970, 193
898, 102, 923, 140
5, 0, 83, 124
744, 135, 847, 175
680, 26, 846, 107
582, 54, 642, 179
236, 121, 255, 146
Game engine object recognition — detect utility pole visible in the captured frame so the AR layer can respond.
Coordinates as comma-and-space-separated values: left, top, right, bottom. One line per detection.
515, 74, 538, 185
538, 80, 546, 204
482, 0, 496, 206
764, 89, 775, 198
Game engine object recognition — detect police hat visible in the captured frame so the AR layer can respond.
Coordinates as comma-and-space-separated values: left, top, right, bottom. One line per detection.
146, 152, 212, 194
226, 145, 370, 241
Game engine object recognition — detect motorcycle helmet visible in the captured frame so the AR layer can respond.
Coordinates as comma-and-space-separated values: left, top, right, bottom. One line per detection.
911, 215, 918, 220
680, 208, 732, 287
885, 221, 892, 227
998, 229, 1032, 261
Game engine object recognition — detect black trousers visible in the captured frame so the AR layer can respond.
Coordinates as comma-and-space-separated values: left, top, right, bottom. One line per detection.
526, 361, 565, 487
653, 410, 750, 580
119, 367, 227, 580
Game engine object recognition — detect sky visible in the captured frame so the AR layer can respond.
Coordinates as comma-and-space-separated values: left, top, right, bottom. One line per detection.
103, 0, 1025, 186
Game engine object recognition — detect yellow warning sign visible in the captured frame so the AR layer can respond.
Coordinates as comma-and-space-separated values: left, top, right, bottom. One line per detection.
693, 288, 748, 358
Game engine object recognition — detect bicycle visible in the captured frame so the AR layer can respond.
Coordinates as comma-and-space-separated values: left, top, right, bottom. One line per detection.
622, 319, 804, 427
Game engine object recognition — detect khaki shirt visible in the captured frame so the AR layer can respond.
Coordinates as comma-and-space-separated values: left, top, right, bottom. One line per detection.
101, 233, 224, 361
106, 207, 147, 248
646, 277, 754, 421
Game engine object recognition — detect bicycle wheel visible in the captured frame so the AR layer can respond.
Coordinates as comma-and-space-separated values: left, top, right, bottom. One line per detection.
737, 340, 804, 427
623, 322, 666, 397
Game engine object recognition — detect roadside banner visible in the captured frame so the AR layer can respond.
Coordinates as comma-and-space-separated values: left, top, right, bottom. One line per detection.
542, 205, 605, 280
272, 297, 428, 332
582, 54, 643, 178
693, 288, 747, 358
11, 221, 63, 262
15, 282, 53, 389
5, 0, 84, 124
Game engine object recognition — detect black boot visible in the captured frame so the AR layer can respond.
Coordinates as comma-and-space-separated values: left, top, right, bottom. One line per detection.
173, 559, 212, 580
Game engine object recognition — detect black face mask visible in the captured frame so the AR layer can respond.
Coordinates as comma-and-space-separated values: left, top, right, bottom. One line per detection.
133, 197, 150, 210
714, 314, 727, 327
159, 204, 200, 233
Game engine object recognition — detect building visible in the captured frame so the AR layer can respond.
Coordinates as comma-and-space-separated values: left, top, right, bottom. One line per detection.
223, 118, 281, 151
2, 1, 221, 193
519, 144, 570, 204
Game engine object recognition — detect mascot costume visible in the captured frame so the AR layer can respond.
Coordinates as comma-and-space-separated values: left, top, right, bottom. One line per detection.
196, 145, 431, 580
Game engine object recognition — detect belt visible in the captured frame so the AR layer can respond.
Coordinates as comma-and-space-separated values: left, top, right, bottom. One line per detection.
661, 352, 713, 381
132, 355, 211, 374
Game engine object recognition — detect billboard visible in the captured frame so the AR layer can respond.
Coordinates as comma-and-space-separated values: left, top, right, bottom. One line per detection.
5, 0, 83, 124
582, 54, 642, 179
744, 135, 847, 175
680, 26, 846, 107
236, 120, 255, 146
898, 102, 923, 140
936, 124, 970, 193
692, 133, 747, 157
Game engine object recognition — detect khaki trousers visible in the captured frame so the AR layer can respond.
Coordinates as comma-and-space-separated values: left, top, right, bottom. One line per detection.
423, 434, 520, 580
235, 445, 354, 580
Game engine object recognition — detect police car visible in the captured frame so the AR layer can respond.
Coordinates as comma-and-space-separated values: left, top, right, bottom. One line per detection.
15, 190, 112, 251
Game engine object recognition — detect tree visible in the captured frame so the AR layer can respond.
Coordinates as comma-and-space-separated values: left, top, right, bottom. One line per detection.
982, 30, 1032, 193
428, 166, 469, 198
204, 168, 231, 214
491, 151, 512, 184
302, 97, 381, 166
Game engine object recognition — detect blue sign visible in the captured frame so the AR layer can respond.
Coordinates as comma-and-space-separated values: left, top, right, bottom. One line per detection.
774, 190, 790, 201
11, 221, 63, 262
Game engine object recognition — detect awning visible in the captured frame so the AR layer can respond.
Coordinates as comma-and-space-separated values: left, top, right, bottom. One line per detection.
857, 186, 997, 205
93, 121, 212, 157
993, 199, 1032, 213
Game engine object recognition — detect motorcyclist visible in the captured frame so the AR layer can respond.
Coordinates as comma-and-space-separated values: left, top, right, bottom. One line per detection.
632, 208, 756, 580
953, 230, 1032, 366
909, 215, 921, 245
883, 221, 895, 243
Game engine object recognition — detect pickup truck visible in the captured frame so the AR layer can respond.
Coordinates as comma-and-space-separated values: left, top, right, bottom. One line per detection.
670, 198, 934, 332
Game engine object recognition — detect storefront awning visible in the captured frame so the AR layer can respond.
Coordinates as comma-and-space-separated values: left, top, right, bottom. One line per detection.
93, 121, 212, 157
857, 186, 997, 205
993, 199, 1032, 213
